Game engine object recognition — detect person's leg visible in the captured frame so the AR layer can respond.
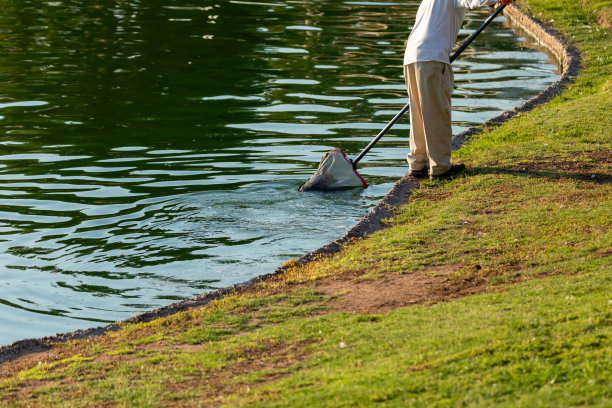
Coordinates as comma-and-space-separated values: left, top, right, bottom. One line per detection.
404, 64, 428, 172
416, 61, 454, 176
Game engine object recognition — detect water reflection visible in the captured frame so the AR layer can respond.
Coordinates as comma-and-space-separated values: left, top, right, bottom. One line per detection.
0, 0, 559, 344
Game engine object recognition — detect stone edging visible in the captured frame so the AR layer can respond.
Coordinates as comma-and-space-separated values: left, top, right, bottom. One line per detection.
0, 4, 582, 364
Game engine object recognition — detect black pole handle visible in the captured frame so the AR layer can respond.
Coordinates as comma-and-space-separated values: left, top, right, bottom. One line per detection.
351, 3, 507, 168
450, 3, 507, 63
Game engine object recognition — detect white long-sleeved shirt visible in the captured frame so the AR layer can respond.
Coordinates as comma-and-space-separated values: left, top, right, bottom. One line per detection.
404, 0, 498, 65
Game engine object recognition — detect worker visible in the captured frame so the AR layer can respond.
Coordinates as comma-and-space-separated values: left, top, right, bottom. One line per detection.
405, 0, 514, 179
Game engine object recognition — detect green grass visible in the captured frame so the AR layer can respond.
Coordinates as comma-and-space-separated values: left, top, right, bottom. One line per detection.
348, 176, 607, 275
241, 273, 612, 407
581, 0, 612, 28
1, 0, 610, 407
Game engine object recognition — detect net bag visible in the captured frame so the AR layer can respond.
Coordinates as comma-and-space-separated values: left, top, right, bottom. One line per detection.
299, 149, 368, 191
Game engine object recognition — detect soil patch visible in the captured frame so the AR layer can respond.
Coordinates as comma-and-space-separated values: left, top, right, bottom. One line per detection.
310, 265, 559, 315
0, 349, 67, 379
598, 9, 612, 29
315, 265, 480, 314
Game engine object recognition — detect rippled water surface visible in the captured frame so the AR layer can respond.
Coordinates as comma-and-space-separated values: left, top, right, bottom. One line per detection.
0, 0, 559, 344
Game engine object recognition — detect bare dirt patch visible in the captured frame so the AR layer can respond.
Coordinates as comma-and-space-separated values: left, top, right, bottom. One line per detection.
309, 264, 561, 315
0, 348, 68, 379
314, 265, 482, 314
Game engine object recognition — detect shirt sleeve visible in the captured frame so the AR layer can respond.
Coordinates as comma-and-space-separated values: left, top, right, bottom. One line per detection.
455, 0, 497, 9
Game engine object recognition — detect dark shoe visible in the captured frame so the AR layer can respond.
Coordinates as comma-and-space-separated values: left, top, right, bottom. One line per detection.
408, 166, 429, 178
430, 163, 466, 180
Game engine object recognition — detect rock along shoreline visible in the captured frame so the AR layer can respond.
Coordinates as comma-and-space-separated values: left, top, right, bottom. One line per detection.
0, 4, 581, 365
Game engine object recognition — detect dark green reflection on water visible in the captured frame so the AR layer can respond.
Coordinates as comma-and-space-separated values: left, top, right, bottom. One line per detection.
0, 0, 559, 344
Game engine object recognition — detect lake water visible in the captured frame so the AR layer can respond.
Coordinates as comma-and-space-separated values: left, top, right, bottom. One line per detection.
0, 1, 559, 345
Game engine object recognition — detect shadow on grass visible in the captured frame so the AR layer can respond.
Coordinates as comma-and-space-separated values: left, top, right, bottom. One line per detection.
467, 165, 612, 184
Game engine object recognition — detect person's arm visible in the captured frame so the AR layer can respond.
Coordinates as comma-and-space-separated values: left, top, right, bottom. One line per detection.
456, 0, 513, 9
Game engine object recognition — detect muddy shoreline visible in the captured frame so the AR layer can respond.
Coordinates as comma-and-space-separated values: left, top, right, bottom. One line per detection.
0, 4, 581, 364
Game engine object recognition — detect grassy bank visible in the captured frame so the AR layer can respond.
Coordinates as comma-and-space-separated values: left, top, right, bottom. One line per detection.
1, 0, 610, 406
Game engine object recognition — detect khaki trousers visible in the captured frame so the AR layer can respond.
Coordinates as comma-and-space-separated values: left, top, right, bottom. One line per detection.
404, 62, 454, 176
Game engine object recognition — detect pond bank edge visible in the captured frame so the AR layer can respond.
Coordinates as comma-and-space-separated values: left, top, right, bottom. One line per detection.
0, 3, 581, 364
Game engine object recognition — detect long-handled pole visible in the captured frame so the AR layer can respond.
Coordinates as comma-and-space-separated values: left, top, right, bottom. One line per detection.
351, 3, 507, 168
